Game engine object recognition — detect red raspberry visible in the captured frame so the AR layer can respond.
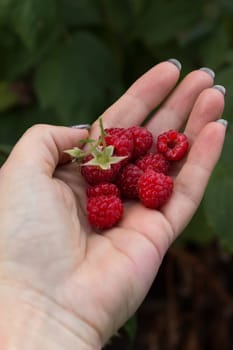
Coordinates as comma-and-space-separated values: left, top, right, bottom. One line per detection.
157, 130, 189, 161
138, 169, 173, 209
129, 126, 153, 159
135, 153, 169, 174
87, 183, 120, 198
87, 195, 123, 229
116, 163, 143, 199
81, 155, 121, 185
104, 128, 134, 161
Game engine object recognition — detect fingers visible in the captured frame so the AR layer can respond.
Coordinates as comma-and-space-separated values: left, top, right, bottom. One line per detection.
146, 68, 215, 135
161, 121, 227, 237
184, 86, 225, 144
3, 125, 89, 176
90, 60, 181, 138
91, 63, 217, 142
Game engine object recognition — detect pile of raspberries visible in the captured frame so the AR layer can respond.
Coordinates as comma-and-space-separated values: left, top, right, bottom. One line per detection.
66, 121, 189, 230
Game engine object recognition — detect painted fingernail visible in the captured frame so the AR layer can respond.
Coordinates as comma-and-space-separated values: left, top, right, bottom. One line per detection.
213, 84, 226, 96
216, 118, 228, 128
199, 67, 215, 79
167, 58, 182, 71
70, 124, 91, 130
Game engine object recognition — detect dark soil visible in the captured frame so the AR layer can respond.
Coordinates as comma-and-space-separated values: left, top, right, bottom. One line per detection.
104, 242, 233, 350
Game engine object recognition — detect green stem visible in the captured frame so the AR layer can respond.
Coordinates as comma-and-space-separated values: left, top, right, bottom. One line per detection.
99, 116, 106, 148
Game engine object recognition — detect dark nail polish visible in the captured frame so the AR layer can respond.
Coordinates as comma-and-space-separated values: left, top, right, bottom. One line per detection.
216, 118, 228, 128
167, 58, 182, 71
213, 85, 226, 96
199, 67, 215, 79
70, 124, 91, 130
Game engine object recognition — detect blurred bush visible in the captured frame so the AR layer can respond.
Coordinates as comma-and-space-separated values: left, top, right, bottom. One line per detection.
0, 0, 233, 250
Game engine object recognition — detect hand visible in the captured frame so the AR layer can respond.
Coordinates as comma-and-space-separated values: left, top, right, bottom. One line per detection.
0, 61, 226, 349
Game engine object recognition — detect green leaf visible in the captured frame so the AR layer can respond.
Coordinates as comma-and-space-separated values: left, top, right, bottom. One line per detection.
180, 203, 216, 245
0, 0, 61, 51
203, 128, 233, 251
199, 26, 230, 69
99, 0, 135, 35
0, 28, 60, 80
0, 107, 62, 145
0, 144, 12, 166
0, 143, 12, 155
123, 314, 137, 343
34, 31, 123, 124
129, 0, 150, 16
220, 0, 233, 13
62, 0, 101, 27
0, 0, 12, 24
0, 81, 18, 111
178, 21, 213, 47
217, 65, 233, 121
136, 0, 203, 46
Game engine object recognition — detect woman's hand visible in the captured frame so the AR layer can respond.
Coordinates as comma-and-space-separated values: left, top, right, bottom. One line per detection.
0, 60, 226, 349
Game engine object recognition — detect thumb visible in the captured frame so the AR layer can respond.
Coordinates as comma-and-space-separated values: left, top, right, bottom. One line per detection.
3, 124, 89, 176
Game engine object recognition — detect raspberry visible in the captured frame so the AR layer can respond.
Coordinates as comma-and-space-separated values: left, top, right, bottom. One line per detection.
104, 128, 134, 161
135, 153, 169, 174
129, 126, 153, 159
138, 169, 173, 209
157, 130, 189, 161
81, 155, 121, 185
87, 195, 123, 229
116, 163, 143, 199
65, 117, 187, 229
87, 183, 120, 198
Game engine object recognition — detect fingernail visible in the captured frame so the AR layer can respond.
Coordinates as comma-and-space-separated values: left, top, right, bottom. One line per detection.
199, 67, 215, 79
167, 58, 182, 71
213, 84, 226, 96
216, 118, 228, 128
70, 124, 91, 130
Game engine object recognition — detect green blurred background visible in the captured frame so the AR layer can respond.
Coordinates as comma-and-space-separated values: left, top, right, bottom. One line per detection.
0, 1, 233, 347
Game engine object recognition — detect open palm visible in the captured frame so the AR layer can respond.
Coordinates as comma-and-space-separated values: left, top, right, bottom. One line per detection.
0, 61, 226, 349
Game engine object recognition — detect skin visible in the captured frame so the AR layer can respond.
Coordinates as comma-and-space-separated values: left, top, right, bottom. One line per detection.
0, 61, 226, 349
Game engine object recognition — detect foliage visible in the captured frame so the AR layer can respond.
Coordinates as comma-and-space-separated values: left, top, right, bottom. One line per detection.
0, 0, 233, 250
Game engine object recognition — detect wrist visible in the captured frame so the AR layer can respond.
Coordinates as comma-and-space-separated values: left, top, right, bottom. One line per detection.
0, 283, 101, 350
